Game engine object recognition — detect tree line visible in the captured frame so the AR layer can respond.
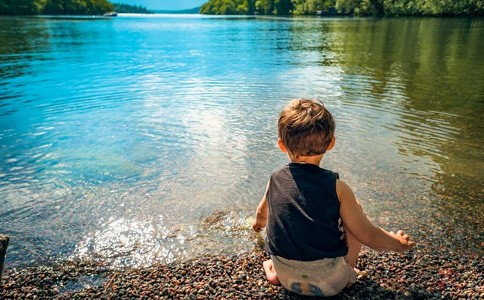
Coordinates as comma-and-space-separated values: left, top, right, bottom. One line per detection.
0, 0, 114, 15
113, 3, 152, 14
199, 0, 484, 16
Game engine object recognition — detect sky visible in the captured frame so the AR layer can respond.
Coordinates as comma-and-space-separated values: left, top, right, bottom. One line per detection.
118, 0, 206, 10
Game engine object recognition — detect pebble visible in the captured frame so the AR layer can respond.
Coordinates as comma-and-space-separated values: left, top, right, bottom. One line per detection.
1, 248, 483, 299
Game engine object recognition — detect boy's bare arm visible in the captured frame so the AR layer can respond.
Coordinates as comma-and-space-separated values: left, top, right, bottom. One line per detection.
337, 180, 416, 252
252, 181, 270, 232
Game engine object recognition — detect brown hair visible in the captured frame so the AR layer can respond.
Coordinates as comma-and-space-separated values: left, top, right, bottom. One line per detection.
278, 99, 335, 158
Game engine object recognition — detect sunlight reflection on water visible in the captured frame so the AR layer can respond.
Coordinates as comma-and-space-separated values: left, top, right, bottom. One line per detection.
0, 15, 483, 268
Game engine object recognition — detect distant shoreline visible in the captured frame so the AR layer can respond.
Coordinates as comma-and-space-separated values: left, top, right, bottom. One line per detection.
153, 7, 200, 15
3, 14, 482, 20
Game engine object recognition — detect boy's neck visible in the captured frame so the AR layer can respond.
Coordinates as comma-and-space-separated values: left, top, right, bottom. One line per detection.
289, 154, 324, 166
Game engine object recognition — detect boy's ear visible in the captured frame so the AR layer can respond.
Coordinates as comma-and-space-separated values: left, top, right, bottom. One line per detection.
327, 137, 336, 151
278, 138, 287, 153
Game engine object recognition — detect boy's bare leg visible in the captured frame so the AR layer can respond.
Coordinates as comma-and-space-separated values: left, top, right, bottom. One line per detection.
344, 227, 362, 269
343, 227, 362, 288
263, 259, 281, 286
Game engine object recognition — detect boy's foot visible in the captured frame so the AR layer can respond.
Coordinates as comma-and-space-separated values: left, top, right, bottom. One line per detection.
345, 282, 355, 288
263, 259, 281, 286
345, 268, 361, 288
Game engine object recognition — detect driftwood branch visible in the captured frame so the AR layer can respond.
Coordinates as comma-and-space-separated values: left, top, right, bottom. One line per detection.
0, 234, 9, 284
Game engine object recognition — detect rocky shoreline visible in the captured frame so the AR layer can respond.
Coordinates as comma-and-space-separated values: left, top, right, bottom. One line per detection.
1, 247, 483, 300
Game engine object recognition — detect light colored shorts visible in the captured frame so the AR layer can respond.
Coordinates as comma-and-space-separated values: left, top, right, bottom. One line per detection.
271, 255, 357, 297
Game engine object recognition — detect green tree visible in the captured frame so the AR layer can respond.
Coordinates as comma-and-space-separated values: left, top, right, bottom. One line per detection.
198, 0, 484, 15
335, 0, 383, 15
245, 0, 256, 14
0, 0, 113, 15
422, 0, 484, 16
334, 0, 483, 15
255, 0, 272, 14
291, 0, 335, 14
200, 0, 250, 14
274, 0, 292, 14
42, 0, 113, 15
42, 0, 64, 14
0, 0, 46, 14
112, 3, 152, 14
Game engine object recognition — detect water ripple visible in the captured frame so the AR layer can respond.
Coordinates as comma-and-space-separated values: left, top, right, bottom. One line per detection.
1, 16, 483, 268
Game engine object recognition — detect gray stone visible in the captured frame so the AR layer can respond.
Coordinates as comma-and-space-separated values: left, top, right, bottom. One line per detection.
0, 234, 10, 285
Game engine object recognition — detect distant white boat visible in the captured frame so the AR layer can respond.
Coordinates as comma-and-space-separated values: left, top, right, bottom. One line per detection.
103, 12, 118, 17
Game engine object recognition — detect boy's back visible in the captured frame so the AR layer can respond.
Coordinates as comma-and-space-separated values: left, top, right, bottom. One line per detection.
266, 163, 347, 261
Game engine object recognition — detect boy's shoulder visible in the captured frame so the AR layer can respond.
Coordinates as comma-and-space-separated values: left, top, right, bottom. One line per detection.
271, 163, 339, 178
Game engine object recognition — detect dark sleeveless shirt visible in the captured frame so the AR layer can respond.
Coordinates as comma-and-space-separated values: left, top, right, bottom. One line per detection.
265, 163, 348, 261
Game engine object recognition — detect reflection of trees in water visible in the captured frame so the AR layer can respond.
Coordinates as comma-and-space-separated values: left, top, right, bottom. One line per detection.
295, 18, 484, 251
0, 18, 115, 110
0, 18, 113, 81
288, 20, 335, 67
0, 18, 51, 80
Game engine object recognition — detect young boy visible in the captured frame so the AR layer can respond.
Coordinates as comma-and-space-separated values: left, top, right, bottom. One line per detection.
252, 99, 415, 297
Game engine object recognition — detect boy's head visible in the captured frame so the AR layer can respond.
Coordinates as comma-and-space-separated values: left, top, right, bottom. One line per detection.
278, 99, 335, 158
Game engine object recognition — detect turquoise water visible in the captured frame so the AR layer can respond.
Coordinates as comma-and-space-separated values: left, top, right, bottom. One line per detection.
1, 15, 483, 268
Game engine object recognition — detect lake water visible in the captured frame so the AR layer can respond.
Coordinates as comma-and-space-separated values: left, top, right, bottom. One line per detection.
1, 15, 483, 268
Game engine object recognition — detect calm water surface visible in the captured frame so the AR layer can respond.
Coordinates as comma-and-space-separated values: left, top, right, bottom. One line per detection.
1, 15, 483, 268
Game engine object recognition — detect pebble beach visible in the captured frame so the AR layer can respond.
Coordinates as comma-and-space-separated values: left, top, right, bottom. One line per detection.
1, 246, 483, 300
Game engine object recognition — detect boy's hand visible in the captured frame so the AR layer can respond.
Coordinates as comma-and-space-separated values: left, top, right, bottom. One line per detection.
389, 230, 416, 252
253, 181, 270, 233
252, 219, 266, 232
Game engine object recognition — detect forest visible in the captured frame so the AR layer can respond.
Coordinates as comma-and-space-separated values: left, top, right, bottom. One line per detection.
199, 0, 484, 16
0, 0, 113, 15
113, 3, 152, 14
2, 0, 482, 16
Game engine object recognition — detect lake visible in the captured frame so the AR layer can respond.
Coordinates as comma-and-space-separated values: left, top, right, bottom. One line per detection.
0, 14, 483, 268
